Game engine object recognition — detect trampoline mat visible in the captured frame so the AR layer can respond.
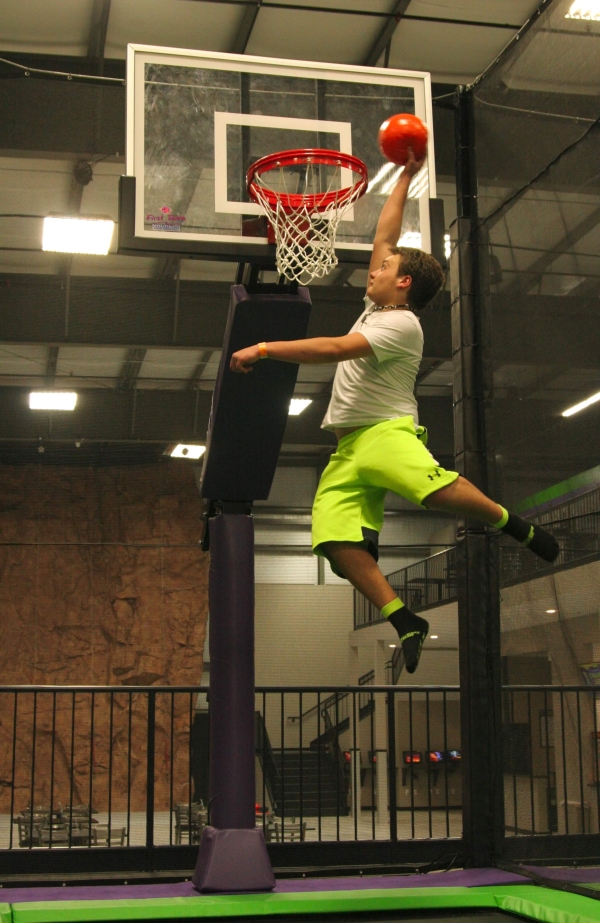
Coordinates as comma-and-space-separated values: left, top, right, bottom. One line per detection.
3, 884, 600, 923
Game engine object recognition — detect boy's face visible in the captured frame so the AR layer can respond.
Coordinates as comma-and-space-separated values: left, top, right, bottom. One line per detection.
367, 253, 410, 305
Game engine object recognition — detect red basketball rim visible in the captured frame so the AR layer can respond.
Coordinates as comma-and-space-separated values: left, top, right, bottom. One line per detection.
246, 148, 368, 211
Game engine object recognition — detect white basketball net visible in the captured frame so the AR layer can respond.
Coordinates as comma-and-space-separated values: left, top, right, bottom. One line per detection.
250, 159, 366, 286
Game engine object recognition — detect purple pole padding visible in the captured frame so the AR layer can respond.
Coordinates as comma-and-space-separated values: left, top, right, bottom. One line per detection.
193, 511, 275, 892
208, 511, 256, 830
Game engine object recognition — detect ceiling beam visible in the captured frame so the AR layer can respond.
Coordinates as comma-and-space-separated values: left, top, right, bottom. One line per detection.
504, 366, 570, 403
45, 346, 59, 387
155, 256, 181, 281
0, 279, 453, 359
88, 0, 112, 74
416, 358, 446, 384
0, 385, 453, 448
118, 348, 147, 390
501, 204, 600, 300
187, 349, 215, 390
363, 0, 412, 67
231, 0, 262, 54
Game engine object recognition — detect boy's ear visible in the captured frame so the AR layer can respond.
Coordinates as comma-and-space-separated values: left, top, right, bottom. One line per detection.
396, 273, 412, 291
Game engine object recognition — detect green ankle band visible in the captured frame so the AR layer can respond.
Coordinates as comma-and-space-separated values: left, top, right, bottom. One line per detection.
381, 597, 404, 618
493, 506, 509, 529
523, 525, 535, 547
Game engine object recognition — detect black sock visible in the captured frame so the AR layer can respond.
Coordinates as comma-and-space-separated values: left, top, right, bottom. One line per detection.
500, 512, 559, 563
387, 608, 429, 675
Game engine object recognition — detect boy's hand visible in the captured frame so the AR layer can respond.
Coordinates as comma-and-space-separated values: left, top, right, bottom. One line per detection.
403, 147, 425, 179
230, 345, 260, 373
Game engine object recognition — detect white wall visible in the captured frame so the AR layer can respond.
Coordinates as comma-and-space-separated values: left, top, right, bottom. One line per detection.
255, 584, 353, 686
349, 601, 459, 686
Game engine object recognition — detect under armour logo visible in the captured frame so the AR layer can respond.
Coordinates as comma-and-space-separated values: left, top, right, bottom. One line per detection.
427, 471, 442, 481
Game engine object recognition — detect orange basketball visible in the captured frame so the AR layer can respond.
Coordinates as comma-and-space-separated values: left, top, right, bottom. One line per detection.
378, 113, 428, 166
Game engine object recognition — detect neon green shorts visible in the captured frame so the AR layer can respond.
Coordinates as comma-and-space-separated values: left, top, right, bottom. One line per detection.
312, 416, 459, 576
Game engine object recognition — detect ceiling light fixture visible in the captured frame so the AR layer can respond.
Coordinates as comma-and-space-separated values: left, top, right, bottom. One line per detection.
430, 634, 439, 639
289, 398, 312, 415
565, 1, 600, 19
546, 609, 557, 614
29, 391, 77, 411
367, 161, 397, 194
397, 230, 422, 248
380, 166, 404, 196
42, 216, 114, 255
389, 644, 397, 648
562, 390, 600, 417
170, 444, 206, 459
407, 171, 429, 200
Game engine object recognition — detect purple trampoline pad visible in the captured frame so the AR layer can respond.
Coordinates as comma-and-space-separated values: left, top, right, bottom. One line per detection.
0, 867, 528, 904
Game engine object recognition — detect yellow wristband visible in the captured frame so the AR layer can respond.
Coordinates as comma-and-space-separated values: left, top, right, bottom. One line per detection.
258, 342, 268, 359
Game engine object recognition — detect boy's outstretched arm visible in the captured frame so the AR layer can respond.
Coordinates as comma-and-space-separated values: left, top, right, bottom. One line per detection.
369, 150, 425, 274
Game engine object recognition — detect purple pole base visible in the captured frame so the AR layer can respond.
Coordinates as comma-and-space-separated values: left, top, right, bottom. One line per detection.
192, 826, 275, 893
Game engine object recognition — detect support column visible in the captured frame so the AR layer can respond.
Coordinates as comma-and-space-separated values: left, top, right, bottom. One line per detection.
450, 87, 503, 867
192, 507, 275, 892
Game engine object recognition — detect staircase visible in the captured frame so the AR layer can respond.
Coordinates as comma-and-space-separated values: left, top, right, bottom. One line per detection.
256, 672, 376, 818
271, 748, 349, 817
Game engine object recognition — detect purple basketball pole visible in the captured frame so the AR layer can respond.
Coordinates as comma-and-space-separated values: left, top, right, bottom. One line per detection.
208, 512, 257, 830
192, 506, 274, 892
192, 284, 312, 893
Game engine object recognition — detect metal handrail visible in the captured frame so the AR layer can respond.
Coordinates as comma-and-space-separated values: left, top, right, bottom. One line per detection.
287, 670, 376, 723
255, 711, 280, 813
354, 507, 600, 630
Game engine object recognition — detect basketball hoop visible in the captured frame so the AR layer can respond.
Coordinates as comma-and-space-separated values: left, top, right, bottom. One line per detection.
246, 149, 368, 286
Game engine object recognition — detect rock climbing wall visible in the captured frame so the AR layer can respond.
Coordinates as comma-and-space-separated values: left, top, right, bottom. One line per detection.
0, 461, 208, 812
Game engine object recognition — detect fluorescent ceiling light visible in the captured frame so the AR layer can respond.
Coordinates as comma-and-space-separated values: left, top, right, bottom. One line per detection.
380, 166, 403, 196
565, 1, 600, 19
29, 391, 77, 410
397, 231, 422, 249
407, 171, 429, 200
388, 644, 397, 648
289, 398, 312, 415
562, 390, 600, 417
171, 444, 206, 459
444, 233, 451, 260
367, 161, 397, 193
546, 609, 557, 614
42, 216, 114, 255
430, 635, 439, 639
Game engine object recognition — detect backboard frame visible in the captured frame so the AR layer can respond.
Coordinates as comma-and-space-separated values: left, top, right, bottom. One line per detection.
122, 44, 437, 264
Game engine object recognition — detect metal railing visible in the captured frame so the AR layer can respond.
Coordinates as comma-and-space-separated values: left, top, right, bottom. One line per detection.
354, 510, 600, 629
354, 548, 456, 628
0, 683, 462, 868
500, 510, 600, 587
3, 682, 600, 871
387, 648, 406, 685
502, 685, 600, 842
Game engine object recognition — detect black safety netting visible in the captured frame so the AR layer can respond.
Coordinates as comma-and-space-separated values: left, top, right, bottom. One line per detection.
472, 0, 600, 855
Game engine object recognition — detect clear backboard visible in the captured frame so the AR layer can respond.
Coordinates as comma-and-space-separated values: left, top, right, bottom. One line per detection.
123, 45, 436, 263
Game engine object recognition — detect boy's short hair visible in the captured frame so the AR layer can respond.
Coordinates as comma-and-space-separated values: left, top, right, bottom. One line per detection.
389, 246, 445, 311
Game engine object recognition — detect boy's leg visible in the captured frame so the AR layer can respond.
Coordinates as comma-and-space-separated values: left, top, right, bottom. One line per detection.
422, 475, 502, 523
323, 542, 429, 674
423, 475, 559, 562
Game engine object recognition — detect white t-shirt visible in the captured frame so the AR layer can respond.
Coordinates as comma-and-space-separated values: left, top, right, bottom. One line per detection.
321, 296, 423, 431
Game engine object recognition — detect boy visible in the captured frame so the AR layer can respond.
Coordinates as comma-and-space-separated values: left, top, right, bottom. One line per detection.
230, 151, 559, 675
